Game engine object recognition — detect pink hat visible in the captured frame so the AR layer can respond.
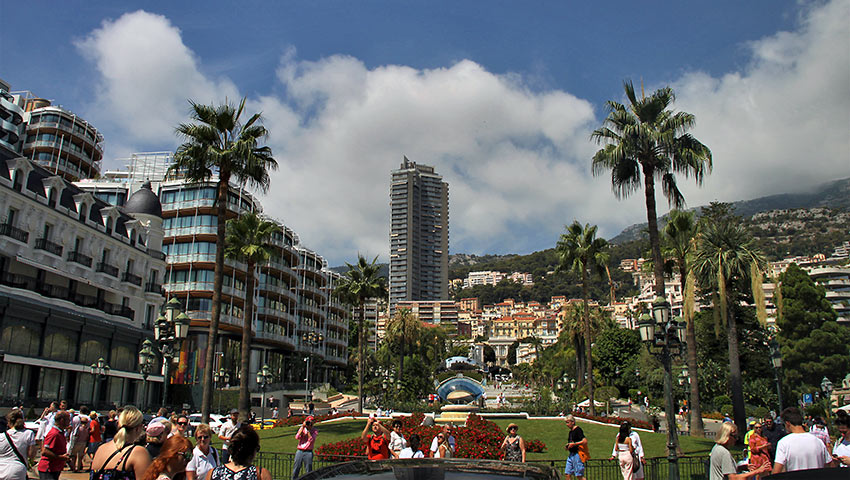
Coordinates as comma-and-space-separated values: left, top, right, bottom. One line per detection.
146, 422, 165, 436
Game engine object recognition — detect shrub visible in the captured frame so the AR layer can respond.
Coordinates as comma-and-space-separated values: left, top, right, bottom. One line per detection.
720, 405, 734, 417
714, 395, 732, 409
315, 413, 546, 460
753, 407, 769, 419
703, 412, 725, 420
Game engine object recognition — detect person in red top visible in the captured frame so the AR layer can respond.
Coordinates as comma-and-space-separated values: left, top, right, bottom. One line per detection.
38, 410, 70, 480
88, 411, 103, 462
361, 417, 391, 460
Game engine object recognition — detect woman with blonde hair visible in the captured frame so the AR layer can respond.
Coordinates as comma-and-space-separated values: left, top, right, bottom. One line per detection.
90, 406, 151, 480
186, 424, 219, 480
709, 422, 769, 480
140, 435, 193, 480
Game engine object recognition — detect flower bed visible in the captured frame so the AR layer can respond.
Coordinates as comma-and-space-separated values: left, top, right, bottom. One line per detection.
316, 413, 546, 461
571, 411, 653, 430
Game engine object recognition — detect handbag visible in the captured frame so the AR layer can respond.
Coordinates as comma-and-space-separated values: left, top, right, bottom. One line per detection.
578, 443, 590, 463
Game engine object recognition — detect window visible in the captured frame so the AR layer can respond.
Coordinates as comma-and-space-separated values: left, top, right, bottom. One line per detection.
5, 208, 16, 226
42, 224, 52, 240
102, 249, 110, 263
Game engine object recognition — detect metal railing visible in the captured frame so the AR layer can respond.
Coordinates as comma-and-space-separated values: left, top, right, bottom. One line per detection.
96, 262, 119, 277
0, 223, 29, 243
252, 453, 714, 480
145, 282, 163, 294
122, 272, 142, 286
67, 251, 93, 267
35, 238, 63, 256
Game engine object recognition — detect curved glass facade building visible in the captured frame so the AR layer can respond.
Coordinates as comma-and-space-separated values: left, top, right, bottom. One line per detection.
0, 80, 25, 157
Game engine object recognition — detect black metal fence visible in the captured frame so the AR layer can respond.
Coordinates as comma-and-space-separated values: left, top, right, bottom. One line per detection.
254, 452, 713, 480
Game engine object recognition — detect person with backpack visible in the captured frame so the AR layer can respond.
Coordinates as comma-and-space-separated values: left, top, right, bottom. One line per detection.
186, 424, 219, 480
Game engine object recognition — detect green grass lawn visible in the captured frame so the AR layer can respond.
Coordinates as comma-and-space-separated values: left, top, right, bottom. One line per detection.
216, 417, 719, 461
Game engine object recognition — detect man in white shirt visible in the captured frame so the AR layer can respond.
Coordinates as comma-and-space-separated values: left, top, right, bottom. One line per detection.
217, 409, 241, 463
773, 407, 836, 474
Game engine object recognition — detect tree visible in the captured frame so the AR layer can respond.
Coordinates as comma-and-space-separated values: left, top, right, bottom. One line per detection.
556, 221, 609, 415
591, 79, 712, 301
385, 307, 421, 385
172, 98, 277, 422
693, 211, 766, 437
662, 209, 705, 436
224, 212, 280, 422
334, 255, 387, 412
776, 264, 850, 398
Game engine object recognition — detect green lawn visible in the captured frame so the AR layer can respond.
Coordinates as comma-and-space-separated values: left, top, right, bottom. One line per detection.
218, 417, 719, 461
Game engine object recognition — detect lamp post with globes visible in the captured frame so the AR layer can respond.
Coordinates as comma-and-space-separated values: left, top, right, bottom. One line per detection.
154, 297, 191, 407
821, 376, 834, 421
637, 297, 687, 480
213, 368, 231, 414
256, 364, 273, 426
90, 357, 110, 409
138, 340, 156, 411
768, 338, 784, 412
301, 330, 324, 404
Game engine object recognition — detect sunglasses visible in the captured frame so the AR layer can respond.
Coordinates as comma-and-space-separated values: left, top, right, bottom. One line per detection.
197, 435, 210, 440
178, 422, 188, 425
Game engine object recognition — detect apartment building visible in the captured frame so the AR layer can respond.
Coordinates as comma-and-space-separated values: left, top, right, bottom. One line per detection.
389, 157, 449, 312
0, 155, 166, 406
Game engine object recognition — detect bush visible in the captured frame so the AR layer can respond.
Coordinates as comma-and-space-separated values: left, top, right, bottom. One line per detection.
315, 413, 546, 460
805, 404, 826, 418
703, 412, 725, 420
628, 389, 640, 401
714, 395, 732, 409
720, 405, 734, 417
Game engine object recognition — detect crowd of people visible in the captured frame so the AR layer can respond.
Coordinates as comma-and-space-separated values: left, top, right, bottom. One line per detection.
0, 403, 272, 480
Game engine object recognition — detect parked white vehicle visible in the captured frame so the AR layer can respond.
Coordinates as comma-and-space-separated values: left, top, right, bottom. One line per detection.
188, 413, 224, 434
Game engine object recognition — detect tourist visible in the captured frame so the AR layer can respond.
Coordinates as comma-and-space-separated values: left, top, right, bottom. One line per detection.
69, 413, 90, 472
140, 435, 193, 480
762, 416, 785, 461
809, 416, 832, 450
271, 407, 279, 420
103, 410, 119, 443
772, 407, 835, 473
747, 422, 771, 479
429, 425, 456, 457
90, 406, 151, 480
501, 423, 525, 462
399, 434, 424, 459
292, 416, 317, 478
172, 416, 190, 438
833, 410, 850, 467
36, 402, 58, 449
610, 421, 645, 479
217, 409, 241, 464
610, 422, 635, 480
186, 424, 219, 480
434, 432, 453, 459
362, 417, 391, 460
389, 420, 408, 458
146, 421, 170, 458
710, 422, 769, 480
151, 408, 169, 424
0, 409, 37, 480
743, 420, 756, 462
88, 411, 103, 462
208, 425, 272, 480
37, 410, 70, 480
563, 415, 586, 480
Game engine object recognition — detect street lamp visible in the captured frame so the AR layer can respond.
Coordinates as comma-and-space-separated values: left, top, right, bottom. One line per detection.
90, 357, 110, 408
138, 340, 157, 411
637, 297, 687, 480
214, 368, 231, 414
256, 364, 273, 425
154, 297, 190, 407
768, 338, 784, 412
822, 377, 834, 415
301, 330, 324, 404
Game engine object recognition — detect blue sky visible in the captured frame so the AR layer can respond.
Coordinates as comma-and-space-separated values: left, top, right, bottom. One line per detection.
2, 1, 849, 265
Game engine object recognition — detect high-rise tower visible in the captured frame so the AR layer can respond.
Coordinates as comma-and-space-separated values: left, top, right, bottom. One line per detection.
389, 157, 449, 312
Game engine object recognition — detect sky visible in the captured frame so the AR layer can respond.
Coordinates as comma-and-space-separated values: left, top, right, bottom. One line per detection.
2, 1, 849, 266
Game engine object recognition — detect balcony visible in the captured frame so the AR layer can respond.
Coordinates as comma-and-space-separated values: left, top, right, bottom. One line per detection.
145, 282, 163, 295
35, 238, 63, 256
96, 262, 119, 277
122, 272, 142, 286
104, 304, 135, 320
147, 249, 166, 261
0, 223, 29, 243
67, 251, 93, 267
0, 272, 133, 320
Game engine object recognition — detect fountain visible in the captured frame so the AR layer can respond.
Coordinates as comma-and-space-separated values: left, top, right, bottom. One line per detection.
435, 355, 486, 423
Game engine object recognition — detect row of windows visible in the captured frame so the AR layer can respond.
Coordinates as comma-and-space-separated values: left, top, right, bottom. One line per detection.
167, 269, 245, 290
0, 325, 139, 370
161, 187, 255, 211
163, 215, 217, 229
163, 241, 216, 255
29, 114, 98, 142
26, 133, 95, 158
257, 295, 292, 313
185, 297, 244, 318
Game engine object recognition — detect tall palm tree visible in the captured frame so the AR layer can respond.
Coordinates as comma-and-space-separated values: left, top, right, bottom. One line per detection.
172, 98, 277, 422
335, 255, 387, 413
385, 307, 420, 384
591, 80, 712, 299
560, 305, 587, 387
556, 221, 609, 415
693, 218, 766, 437
662, 209, 705, 436
224, 212, 281, 422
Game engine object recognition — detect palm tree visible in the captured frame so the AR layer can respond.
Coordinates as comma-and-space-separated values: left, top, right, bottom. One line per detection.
224, 212, 281, 422
385, 307, 420, 385
556, 221, 609, 415
335, 255, 387, 412
693, 217, 766, 437
560, 305, 586, 388
662, 209, 705, 436
591, 80, 712, 299
172, 98, 277, 422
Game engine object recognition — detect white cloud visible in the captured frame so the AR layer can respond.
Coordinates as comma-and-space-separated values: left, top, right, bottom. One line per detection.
75, 2, 850, 265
